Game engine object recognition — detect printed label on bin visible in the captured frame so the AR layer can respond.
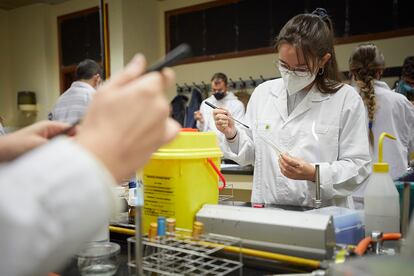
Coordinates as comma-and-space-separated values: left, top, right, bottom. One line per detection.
143, 174, 175, 218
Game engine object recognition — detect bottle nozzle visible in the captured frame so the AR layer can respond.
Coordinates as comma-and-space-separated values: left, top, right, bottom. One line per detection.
374, 132, 396, 173
377, 132, 396, 163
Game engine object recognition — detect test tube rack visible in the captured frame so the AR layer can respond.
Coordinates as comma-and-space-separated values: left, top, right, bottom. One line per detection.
127, 229, 243, 275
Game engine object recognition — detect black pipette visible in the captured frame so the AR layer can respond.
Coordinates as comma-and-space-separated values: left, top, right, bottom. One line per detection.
204, 101, 250, 129
59, 43, 193, 135
145, 43, 192, 72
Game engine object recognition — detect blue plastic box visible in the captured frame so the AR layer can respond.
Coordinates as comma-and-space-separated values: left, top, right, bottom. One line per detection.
306, 206, 365, 245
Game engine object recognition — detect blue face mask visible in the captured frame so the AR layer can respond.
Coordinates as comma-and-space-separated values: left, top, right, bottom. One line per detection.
396, 80, 414, 97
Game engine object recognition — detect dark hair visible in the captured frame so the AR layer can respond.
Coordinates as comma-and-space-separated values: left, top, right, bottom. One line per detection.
211, 72, 228, 85
274, 8, 343, 93
349, 43, 384, 147
76, 59, 102, 80
401, 56, 414, 79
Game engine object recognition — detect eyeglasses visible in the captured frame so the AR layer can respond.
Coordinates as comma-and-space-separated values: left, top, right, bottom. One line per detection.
275, 60, 311, 77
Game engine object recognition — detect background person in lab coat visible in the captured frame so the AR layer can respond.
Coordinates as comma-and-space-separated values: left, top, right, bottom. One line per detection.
50, 59, 102, 123
195, 72, 245, 132
0, 54, 180, 276
349, 43, 414, 182
213, 8, 371, 208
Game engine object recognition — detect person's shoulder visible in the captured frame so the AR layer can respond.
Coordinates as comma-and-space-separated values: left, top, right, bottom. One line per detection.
72, 81, 95, 93
375, 82, 412, 106
335, 83, 360, 98
251, 78, 283, 98
328, 83, 365, 112
255, 78, 282, 90
200, 95, 215, 109
202, 95, 215, 104
226, 92, 244, 103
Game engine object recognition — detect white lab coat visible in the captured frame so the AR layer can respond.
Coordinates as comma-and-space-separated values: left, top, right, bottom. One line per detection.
221, 79, 371, 207
351, 81, 414, 200
51, 81, 96, 124
197, 92, 245, 133
0, 138, 117, 276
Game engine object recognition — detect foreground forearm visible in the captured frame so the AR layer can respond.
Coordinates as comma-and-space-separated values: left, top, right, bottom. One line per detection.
0, 138, 118, 275
0, 134, 36, 162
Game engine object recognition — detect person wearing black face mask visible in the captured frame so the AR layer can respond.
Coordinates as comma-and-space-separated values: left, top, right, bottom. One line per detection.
194, 72, 245, 133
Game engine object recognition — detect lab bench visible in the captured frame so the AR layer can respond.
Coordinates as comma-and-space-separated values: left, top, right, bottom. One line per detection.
58, 227, 284, 276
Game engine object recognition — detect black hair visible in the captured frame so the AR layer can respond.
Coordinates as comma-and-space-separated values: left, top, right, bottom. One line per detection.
211, 72, 228, 85
75, 59, 102, 80
401, 56, 414, 79
274, 8, 343, 94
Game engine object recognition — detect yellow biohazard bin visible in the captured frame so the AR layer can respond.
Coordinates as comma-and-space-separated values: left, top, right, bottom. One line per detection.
142, 129, 224, 232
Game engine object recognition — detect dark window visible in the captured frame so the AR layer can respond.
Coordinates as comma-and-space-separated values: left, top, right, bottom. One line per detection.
60, 10, 101, 66
170, 10, 205, 57
237, 0, 272, 51
348, 0, 395, 35
166, 0, 414, 64
397, 0, 412, 29
58, 7, 109, 92
205, 4, 237, 55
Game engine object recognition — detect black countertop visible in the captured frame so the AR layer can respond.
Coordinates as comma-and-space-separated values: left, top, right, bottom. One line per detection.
220, 159, 253, 175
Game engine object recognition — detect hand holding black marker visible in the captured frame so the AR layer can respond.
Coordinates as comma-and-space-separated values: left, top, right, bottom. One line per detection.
59, 43, 192, 135
205, 101, 250, 129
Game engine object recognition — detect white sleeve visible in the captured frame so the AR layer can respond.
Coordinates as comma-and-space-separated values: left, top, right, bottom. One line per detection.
0, 137, 118, 276
196, 101, 208, 131
219, 89, 258, 166
317, 95, 372, 199
231, 100, 245, 121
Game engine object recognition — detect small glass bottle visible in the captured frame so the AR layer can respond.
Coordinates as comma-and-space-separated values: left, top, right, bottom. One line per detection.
166, 218, 176, 238
148, 222, 158, 241
192, 221, 204, 240
127, 178, 137, 224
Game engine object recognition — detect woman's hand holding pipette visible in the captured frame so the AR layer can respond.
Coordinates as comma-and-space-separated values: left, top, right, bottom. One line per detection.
213, 108, 237, 139
279, 153, 316, 182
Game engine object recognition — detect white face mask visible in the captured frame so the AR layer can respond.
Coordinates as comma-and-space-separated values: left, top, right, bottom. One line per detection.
280, 68, 316, 96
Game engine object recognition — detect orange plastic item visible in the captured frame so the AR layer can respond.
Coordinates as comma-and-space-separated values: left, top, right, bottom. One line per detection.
354, 232, 401, 256
180, 128, 198, 132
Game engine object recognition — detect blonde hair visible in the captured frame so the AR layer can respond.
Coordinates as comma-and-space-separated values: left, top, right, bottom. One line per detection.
349, 43, 384, 147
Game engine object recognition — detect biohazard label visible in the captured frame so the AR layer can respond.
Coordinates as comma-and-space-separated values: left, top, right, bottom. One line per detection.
143, 174, 175, 218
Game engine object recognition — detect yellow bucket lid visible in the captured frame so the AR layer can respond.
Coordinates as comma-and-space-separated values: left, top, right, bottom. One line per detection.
151, 131, 223, 159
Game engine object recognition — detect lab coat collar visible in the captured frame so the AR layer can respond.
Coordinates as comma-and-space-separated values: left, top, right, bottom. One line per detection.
71, 81, 96, 92
373, 80, 390, 90
271, 82, 288, 122
271, 83, 330, 124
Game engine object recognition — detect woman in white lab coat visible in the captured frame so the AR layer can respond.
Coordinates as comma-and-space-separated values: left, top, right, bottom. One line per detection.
349, 43, 414, 182
213, 9, 371, 208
